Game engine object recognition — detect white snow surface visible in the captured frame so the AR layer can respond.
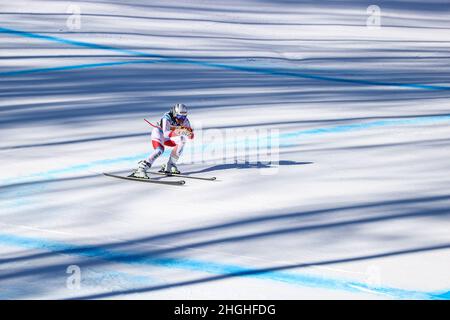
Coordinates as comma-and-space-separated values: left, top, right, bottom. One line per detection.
0, 0, 450, 299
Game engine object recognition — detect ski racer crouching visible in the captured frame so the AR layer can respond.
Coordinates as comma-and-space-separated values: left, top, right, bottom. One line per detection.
130, 103, 194, 179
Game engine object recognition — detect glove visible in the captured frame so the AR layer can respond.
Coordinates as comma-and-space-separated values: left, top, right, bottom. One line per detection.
172, 126, 194, 139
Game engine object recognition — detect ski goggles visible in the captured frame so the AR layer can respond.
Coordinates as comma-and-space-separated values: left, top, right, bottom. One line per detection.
175, 114, 187, 120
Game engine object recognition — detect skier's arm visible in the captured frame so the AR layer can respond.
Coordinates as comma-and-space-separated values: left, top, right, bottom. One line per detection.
183, 118, 194, 139
161, 117, 176, 139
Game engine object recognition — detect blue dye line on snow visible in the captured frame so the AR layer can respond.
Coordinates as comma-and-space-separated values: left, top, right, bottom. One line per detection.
80, 269, 155, 289
432, 291, 450, 299
0, 26, 164, 58
0, 153, 147, 188
0, 60, 157, 77
281, 114, 450, 146
0, 232, 447, 299
2, 114, 450, 188
1, 26, 450, 90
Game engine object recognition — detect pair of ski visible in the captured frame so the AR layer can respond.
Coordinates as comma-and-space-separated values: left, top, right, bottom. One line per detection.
104, 171, 216, 186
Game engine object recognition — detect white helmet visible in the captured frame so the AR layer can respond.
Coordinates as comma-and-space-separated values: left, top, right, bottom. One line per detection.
172, 103, 188, 120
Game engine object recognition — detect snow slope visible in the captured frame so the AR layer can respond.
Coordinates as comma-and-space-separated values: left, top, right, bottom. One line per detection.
0, 0, 450, 299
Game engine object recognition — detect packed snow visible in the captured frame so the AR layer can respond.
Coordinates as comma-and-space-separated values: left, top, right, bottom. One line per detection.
0, 0, 449, 299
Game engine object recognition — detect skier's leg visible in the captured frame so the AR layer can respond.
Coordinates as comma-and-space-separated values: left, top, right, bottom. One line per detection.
144, 128, 166, 166
131, 129, 164, 178
169, 139, 186, 164
165, 136, 187, 174
158, 139, 176, 173
147, 140, 164, 165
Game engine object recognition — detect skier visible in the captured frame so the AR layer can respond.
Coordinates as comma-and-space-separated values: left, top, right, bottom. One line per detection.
130, 103, 194, 179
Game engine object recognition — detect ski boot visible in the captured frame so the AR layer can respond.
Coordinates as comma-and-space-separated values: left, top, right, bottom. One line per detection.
159, 163, 181, 175
129, 160, 151, 179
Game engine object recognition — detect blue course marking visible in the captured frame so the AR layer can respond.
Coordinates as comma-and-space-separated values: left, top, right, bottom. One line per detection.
433, 291, 450, 299
1, 26, 450, 90
0, 153, 148, 188
280, 114, 450, 146
0, 60, 157, 77
2, 114, 450, 189
0, 232, 448, 299
0, 27, 164, 58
